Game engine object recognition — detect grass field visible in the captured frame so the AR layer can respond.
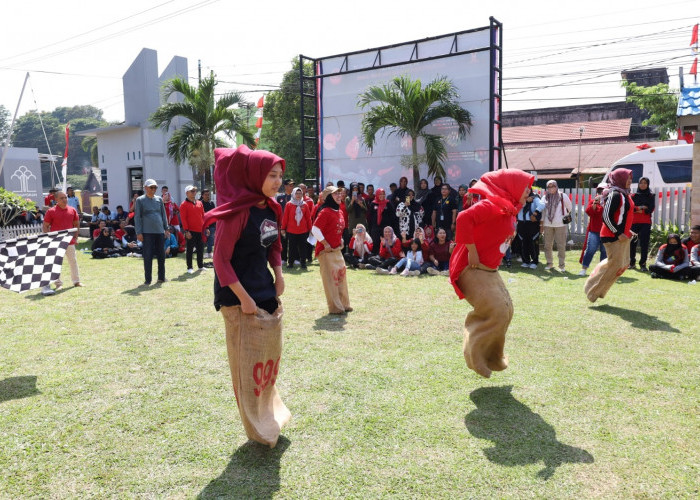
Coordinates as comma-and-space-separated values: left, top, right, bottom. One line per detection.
1, 240, 698, 498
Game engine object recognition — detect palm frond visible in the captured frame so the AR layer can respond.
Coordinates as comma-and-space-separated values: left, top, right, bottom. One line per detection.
421, 132, 447, 179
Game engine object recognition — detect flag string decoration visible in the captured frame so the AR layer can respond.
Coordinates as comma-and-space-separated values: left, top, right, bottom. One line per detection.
254, 95, 264, 144
0, 229, 76, 293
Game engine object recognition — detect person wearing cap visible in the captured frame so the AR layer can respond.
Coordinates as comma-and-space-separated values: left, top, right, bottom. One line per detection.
578, 183, 608, 276
311, 185, 352, 314
180, 185, 207, 273
134, 179, 169, 285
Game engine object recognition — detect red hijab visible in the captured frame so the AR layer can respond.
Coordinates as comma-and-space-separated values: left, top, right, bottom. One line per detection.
373, 188, 389, 225
203, 144, 285, 242
467, 169, 534, 216
603, 168, 631, 201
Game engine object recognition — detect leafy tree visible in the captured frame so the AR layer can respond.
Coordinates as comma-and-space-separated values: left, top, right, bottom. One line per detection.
358, 75, 472, 189
150, 73, 255, 189
260, 59, 314, 183
0, 105, 10, 144
52, 105, 104, 123
623, 81, 679, 140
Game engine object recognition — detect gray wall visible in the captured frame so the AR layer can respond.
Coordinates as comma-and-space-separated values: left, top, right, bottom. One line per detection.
0, 147, 43, 205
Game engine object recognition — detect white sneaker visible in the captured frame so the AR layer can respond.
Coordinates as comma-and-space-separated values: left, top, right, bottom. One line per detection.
187, 268, 195, 274
558, 267, 566, 273
400, 268, 409, 276
389, 267, 398, 275
375, 268, 389, 274
408, 270, 421, 276
41, 285, 55, 296
544, 265, 553, 270
426, 267, 439, 275
294, 260, 301, 266
521, 263, 530, 268
440, 270, 450, 276
578, 269, 587, 276
529, 263, 537, 269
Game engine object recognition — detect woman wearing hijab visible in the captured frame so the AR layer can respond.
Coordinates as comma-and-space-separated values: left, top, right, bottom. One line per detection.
346, 182, 368, 235
541, 180, 573, 272
311, 186, 352, 314
367, 188, 396, 250
203, 145, 291, 448
649, 233, 690, 280
584, 168, 635, 302
449, 169, 534, 378
369, 226, 404, 272
578, 183, 607, 276
281, 187, 312, 269
344, 223, 373, 268
91, 227, 120, 258
629, 176, 655, 271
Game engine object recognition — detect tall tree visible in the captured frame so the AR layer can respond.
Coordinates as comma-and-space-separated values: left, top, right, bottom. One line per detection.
358, 75, 472, 189
150, 73, 255, 188
0, 105, 10, 144
260, 59, 314, 183
623, 81, 679, 140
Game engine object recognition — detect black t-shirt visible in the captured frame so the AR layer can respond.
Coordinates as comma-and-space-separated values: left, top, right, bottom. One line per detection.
434, 195, 457, 228
214, 206, 279, 311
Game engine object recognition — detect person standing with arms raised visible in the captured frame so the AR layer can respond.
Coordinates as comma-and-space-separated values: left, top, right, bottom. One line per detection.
134, 179, 168, 285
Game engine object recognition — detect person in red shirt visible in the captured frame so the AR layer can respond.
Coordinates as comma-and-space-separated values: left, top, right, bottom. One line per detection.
41, 190, 83, 295
311, 186, 351, 314
44, 188, 57, 208
162, 192, 181, 231
584, 168, 635, 302
344, 223, 373, 268
281, 187, 312, 269
578, 183, 608, 276
368, 226, 404, 272
449, 169, 534, 378
179, 185, 208, 273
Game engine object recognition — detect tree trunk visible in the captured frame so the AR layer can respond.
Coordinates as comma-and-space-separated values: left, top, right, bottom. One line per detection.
411, 136, 420, 190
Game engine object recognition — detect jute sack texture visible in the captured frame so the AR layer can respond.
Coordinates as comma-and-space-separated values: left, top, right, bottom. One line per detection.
221, 303, 291, 448
317, 247, 350, 314
584, 237, 631, 303
456, 267, 513, 378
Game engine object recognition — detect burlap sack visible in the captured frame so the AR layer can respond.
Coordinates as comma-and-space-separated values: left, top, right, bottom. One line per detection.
584, 237, 630, 303
317, 247, 351, 314
221, 303, 291, 448
456, 267, 513, 378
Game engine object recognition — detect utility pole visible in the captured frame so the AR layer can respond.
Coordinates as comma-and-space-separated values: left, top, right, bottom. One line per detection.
577, 126, 585, 190
198, 59, 201, 85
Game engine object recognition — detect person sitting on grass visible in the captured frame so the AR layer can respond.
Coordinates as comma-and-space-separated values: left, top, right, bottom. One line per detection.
369, 226, 404, 272
344, 223, 373, 268
120, 223, 142, 256
89, 206, 101, 239
92, 219, 107, 239
649, 233, 690, 280
91, 227, 121, 258
164, 226, 179, 258
426, 227, 455, 275
389, 238, 424, 276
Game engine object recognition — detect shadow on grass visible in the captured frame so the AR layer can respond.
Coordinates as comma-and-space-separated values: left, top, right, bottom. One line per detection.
313, 314, 347, 331
24, 285, 77, 301
0, 376, 40, 403
465, 385, 593, 480
590, 304, 680, 332
197, 436, 290, 499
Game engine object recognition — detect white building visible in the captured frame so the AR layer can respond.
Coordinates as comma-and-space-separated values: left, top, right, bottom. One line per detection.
79, 48, 193, 208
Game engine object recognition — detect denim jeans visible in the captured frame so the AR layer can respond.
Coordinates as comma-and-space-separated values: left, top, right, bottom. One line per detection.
582, 231, 606, 268
395, 257, 421, 272
142, 233, 166, 283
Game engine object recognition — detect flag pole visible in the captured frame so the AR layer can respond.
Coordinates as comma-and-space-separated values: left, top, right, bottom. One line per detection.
0, 72, 30, 179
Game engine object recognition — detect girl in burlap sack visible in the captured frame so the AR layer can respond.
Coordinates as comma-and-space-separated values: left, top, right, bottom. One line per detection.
584, 168, 635, 303
311, 186, 352, 315
449, 169, 534, 378
203, 145, 291, 448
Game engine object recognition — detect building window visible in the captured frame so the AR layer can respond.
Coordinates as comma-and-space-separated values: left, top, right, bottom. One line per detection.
127, 152, 130, 160
101, 155, 104, 164
138, 151, 141, 160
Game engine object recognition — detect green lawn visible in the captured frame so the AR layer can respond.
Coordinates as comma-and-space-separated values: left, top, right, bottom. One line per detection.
1, 241, 698, 498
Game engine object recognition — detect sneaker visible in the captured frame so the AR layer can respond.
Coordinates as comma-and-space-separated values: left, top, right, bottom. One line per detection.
578, 269, 587, 276
529, 263, 537, 269
364, 264, 375, 270
198, 267, 207, 272
400, 268, 409, 276
521, 263, 530, 268
358, 263, 366, 269
426, 267, 439, 275
640, 265, 648, 272
544, 264, 553, 270
558, 267, 566, 273
41, 285, 55, 296
187, 268, 195, 274
407, 270, 421, 276
294, 260, 301, 266
440, 270, 450, 276
389, 267, 398, 275
628, 263, 636, 269
375, 268, 389, 274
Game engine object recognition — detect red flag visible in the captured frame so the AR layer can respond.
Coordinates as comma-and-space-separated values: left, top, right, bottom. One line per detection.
692, 24, 698, 46
257, 96, 264, 108
255, 117, 263, 128
691, 57, 698, 76
63, 123, 70, 162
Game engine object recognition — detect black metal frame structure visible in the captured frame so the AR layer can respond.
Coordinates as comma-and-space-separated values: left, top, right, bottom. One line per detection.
299, 18, 503, 184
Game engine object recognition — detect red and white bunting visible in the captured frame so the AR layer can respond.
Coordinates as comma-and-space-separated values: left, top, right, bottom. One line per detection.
254, 95, 264, 144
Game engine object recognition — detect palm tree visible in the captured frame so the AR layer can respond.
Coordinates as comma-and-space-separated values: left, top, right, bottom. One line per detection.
358, 75, 472, 189
150, 74, 255, 187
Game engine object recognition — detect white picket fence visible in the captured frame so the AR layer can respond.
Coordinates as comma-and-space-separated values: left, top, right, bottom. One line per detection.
534, 187, 694, 236
0, 223, 44, 241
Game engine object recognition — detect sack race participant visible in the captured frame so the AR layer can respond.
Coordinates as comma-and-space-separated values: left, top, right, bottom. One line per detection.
449, 169, 534, 378
204, 145, 291, 448
311, 186, 352, 315
584, 168, 635, 302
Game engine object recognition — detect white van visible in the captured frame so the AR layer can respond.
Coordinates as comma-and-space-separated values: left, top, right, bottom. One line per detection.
603, 144, 692, 191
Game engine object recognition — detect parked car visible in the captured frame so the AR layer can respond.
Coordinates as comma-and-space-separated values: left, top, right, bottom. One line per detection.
603, 144, 692, 192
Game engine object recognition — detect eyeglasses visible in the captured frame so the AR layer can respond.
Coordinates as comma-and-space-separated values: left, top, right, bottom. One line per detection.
146, 186, 157, 190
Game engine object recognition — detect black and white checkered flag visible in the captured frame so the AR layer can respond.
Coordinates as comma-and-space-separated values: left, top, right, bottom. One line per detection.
0, 229, 77, 293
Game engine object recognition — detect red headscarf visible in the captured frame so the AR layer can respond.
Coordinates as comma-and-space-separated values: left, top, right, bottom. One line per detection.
373, 188, 389, 225
203, 144, 285, 241
467, 169, 534, 215
603, 168, 631, 201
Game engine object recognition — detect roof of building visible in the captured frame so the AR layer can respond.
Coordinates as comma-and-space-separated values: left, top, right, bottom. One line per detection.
502, 119, 632, 147
502, 140, 677, 179
677, 84, 700, 117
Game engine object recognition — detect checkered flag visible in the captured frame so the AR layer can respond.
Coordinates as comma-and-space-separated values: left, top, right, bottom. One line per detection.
0, 229, 77, 293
